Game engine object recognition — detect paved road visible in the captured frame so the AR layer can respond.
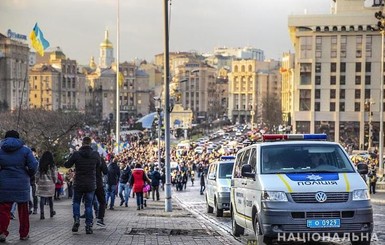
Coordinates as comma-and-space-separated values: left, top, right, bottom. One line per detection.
174, 182, 385, 245
5, 187, 241, 245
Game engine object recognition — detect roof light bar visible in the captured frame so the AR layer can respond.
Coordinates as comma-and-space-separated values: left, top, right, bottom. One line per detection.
262, 134, 327, 142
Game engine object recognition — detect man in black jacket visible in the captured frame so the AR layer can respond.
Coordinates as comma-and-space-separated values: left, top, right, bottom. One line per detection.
118, 157, 132, 207
105, 158, 120, 210
64, 137, 100, 235
150, 167, 161, 201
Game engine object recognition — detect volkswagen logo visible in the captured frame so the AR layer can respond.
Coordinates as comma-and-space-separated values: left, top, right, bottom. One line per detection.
315, 192, 327, 203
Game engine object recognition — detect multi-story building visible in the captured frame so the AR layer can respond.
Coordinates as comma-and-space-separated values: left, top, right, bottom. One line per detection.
281, 52, 295, 126
175, 62, 217, 123
288, 0, 381, 149
0, 33, 30, 111
29, 48, 86, 111
228, 59, 281, 125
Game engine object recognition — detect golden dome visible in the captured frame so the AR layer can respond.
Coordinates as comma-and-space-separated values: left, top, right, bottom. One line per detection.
100, 30, 113, 48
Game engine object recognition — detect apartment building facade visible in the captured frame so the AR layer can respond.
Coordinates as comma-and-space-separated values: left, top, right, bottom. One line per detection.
228, 59, 281, 126
288, 0, 382, 149
0, 33, 30, 111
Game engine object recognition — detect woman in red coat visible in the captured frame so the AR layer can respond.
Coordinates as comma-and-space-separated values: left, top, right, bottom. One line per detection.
129, 163, 150, 210
54, 172, 64, 200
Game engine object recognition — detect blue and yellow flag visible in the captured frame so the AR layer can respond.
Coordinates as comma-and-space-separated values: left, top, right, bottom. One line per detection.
30, 23, 50, 56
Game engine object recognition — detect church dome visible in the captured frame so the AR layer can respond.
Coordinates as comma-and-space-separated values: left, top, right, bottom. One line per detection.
100, 30, 113, 48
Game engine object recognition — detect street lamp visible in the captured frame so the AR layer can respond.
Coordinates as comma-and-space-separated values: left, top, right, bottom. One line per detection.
374, 9, 385, 172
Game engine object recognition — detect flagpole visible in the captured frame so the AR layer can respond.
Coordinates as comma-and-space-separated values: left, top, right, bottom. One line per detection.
115, 0, 120, 152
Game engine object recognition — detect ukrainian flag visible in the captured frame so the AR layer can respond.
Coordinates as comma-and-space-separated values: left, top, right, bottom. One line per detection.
30, 23, 50, 56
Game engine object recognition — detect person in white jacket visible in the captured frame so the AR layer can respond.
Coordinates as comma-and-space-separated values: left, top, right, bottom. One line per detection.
35, 151, 57, 220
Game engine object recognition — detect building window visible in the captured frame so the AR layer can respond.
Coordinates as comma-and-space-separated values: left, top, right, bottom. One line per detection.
316, 36, 322, 58
315, 102, 320, 111
340, 75, 346, 85
330, 76, 336, 85
299, 89, 311, 111
330, 89, 336, 99
340, 62, 346, 73
365, 89, 371, 99
315, 63, 321, 73
340, 89, 345, 99
300, 36, 312, 59
356, 35, 362, 58
331, 36, 337, 58
315, 75, 321, 85
330, 102, 335, 112
366, 35, 372, 58
355, 76, 361, 85
365, 62, 371, 73
340, 102, 345, 112
356, 62, 361, 72
365, 75, 371, 85
355, 102, 361, 112
315, 89, 320, 99
341, 36, 347, 58
331, 62, 337, 72
355, 89, 361, 99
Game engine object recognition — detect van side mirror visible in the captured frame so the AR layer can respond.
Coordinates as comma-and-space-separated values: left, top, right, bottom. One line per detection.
241, 164, 255, 179
208, 173, 216, 180
357, 163, 368, 175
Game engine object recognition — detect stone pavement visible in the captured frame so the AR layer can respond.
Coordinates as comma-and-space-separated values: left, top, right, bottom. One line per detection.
5, 194, 242, 245
370, 189, 385, 205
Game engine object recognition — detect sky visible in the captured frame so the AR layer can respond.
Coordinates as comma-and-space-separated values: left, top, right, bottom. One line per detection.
0, 0, 364, 65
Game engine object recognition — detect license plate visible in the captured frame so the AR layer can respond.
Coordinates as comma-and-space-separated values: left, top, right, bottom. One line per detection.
307, 219, 340, 228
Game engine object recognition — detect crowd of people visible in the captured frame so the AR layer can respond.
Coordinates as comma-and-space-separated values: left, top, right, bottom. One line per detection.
1, 127, 383, 242
0, 128, 229, 241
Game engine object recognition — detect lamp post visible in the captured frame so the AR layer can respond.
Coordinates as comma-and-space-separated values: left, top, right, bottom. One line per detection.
374, 9, 385, 172
163, 0, 172, 212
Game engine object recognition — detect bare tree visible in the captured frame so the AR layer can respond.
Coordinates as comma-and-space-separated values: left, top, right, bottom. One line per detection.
0, 109, 93, 165
262, 96, 282, 127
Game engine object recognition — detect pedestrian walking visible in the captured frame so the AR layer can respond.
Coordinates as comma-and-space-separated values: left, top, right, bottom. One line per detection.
118, 158, 132, 207
129, 163, 151, 210
150, 167, 161, 201
64, 136, 101, 235
35, 151, 57, 220
200, 172, 206, 195
65, 168, 74, 199
54, 172, 64, 200
368, 164, 378, 194
0, 130, 38, 242
91, 143, 108, 228
105, 158, 120, 210
29, 148, 39, 215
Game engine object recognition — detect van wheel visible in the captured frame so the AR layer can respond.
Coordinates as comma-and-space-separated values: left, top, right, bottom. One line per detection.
214, 198, 223, 217
253, 215, 273, 245
231, 208, 244, 237
206, 196, 213, 213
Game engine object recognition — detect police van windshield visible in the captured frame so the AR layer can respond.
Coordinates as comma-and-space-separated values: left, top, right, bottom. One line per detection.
218, 162, 234, 179
261, 144, 355, 174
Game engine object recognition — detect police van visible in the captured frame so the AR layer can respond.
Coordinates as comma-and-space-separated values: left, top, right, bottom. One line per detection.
230, 134, 373, 244
206, 156, 235, 217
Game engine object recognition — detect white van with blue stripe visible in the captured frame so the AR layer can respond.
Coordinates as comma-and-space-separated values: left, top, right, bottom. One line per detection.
230, 134, 373, 245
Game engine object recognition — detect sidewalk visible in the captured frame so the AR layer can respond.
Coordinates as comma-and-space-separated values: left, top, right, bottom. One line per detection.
370, 189, 385, 205
5, 194, 241, 245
